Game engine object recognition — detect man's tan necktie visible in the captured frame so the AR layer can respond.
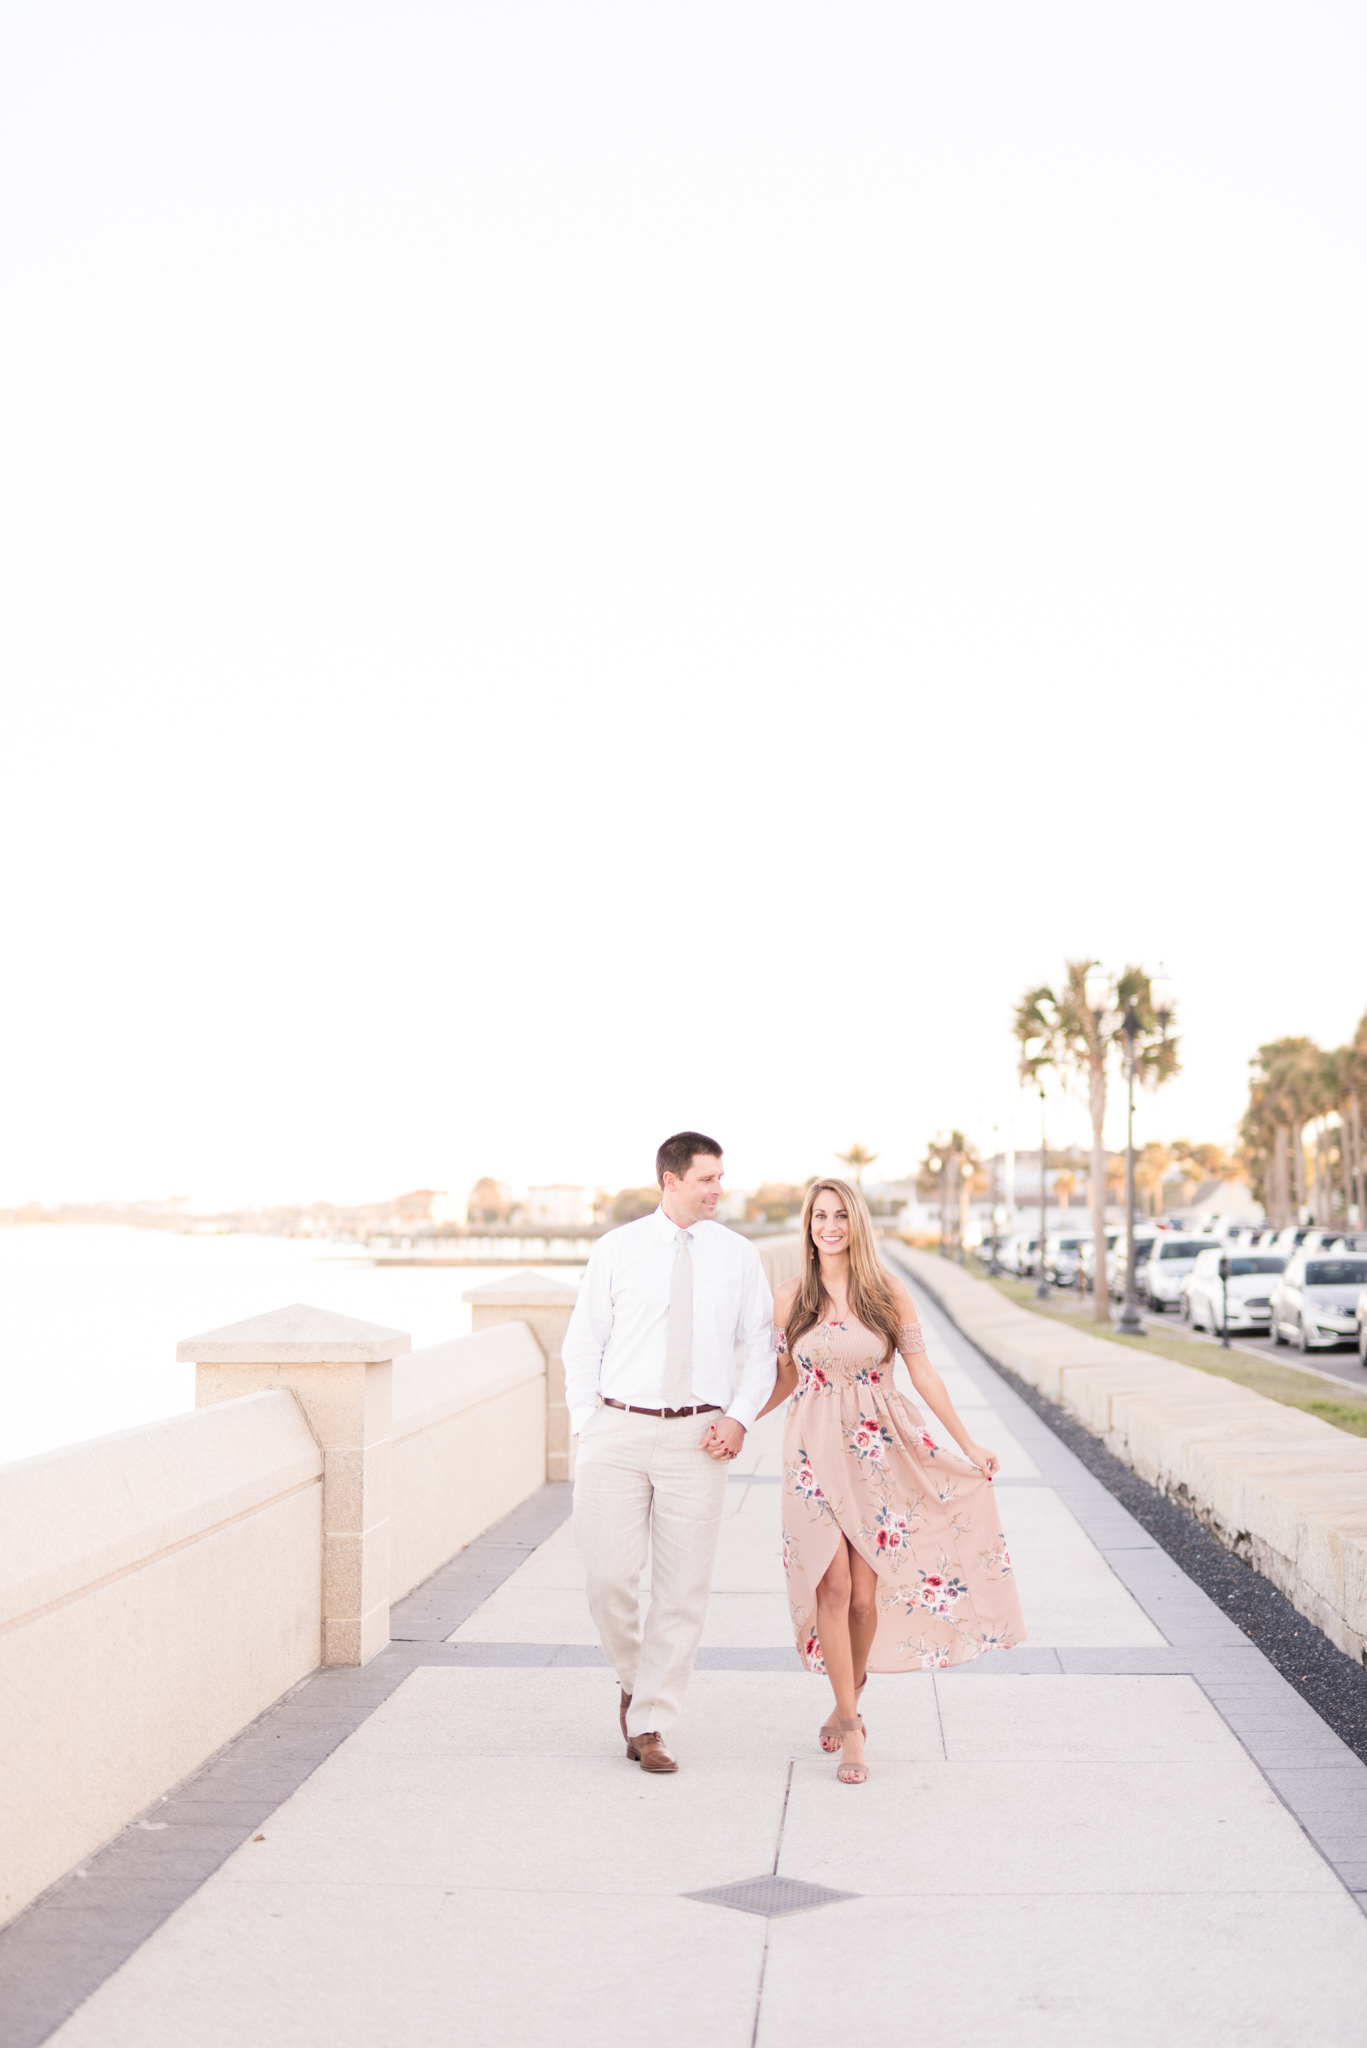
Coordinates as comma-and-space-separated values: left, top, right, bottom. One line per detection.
661, 1229, 694, 1409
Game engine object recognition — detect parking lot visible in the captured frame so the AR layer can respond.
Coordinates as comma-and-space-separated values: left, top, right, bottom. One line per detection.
996, 1226, 1367, 1393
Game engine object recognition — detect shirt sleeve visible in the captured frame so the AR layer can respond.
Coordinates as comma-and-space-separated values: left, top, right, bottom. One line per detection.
726, 1243, 778, 1430
562, 1235, 615, 1434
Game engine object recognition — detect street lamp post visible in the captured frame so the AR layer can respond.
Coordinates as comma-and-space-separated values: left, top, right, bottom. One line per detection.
1220, 1253, 1232, 1348
1115, 1001, 1145, 1334
1083, 968, 1115, 1313
1035, 1072, 1051, 1301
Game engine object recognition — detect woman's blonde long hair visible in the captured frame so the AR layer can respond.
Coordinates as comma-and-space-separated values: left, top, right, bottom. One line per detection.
786, 1178, 905, 1362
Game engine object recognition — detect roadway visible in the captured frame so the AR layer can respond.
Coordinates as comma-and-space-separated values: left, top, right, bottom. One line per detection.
1136, 1302, 1367, 1391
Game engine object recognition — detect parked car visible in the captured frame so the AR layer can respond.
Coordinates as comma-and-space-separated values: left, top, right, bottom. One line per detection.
1271, 1253, 1367, 1351
1184, 1248, 1287, 1333
999, 1233, 1039, 1276
1142, 1235, 1222, 1313
1107, 1226, 1164, 1300
1079, 1230, 1122, 1291
1047, 1232, 1093, 1286
1221, 1224, 1266, 1247
1269, 1225, 1324, 1257
1359, 1286, 1367, 1365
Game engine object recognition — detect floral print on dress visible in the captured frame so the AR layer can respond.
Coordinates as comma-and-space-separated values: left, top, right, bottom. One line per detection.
864, 1498, 916, 1558
785, 1447, 838, 1526
843, 1414, 896, 1467
779, 1310, 1025, 1673
914, 1564, 969, 1615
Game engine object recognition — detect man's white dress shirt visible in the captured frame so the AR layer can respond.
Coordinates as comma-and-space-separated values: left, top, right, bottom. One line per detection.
563, 1207, 777, 1435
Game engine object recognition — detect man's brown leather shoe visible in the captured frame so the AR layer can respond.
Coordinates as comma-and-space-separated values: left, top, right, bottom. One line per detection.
626, 1731, 678, 1774
619, 1688, 632, 1744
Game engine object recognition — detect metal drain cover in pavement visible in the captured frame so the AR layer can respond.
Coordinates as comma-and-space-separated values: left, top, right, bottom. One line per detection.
686, 1874, 857, 1918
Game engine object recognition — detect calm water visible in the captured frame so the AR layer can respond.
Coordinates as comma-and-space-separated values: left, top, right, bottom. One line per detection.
0, 1227, 583, 1466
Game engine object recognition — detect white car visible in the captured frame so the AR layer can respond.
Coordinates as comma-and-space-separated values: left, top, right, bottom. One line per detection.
1079, 1230, 1121, 1291
1003, 1232, 1043, 1277
1047, 1232, 1093, 1286
1107, 1227, 1164, 1299
1271, 1253, 1367, 1351
1142, 1235, 1222, 1313
1269, 1225, 1332, 1258
1184, 1247, 1286, 1334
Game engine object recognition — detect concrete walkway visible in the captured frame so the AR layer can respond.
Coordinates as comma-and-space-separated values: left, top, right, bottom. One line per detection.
25, 1287, 1367, 2045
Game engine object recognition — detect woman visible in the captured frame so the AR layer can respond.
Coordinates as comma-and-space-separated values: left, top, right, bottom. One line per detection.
757, 1179, 1025, 1784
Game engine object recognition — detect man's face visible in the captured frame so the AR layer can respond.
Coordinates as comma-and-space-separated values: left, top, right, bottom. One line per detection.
666, 1152, 724, 1224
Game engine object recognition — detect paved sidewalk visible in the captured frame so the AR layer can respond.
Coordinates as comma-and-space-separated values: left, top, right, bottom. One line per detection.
21, 1290, 1367, 2045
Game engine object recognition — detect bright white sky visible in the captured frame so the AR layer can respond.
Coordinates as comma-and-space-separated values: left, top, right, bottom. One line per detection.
2, 3, 1364, 1208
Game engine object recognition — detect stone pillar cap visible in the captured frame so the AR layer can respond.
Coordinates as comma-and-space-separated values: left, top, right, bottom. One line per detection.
176, 1302, 412, 1364
462, 1269, 580, 1306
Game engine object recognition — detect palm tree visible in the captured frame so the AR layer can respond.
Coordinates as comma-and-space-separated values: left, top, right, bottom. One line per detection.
1345, 1017, 1367, 1223
1245, 1039, 1321, 1224
916, 1132, 980, 1256
1135, 1142, 1172, 1217
1014, 961, 1180, 1320
836, 1142, 879, 1189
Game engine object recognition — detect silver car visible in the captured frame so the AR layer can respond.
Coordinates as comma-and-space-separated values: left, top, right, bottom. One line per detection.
1143, 1235, 1221, 1313
1271, 1253, 1367, 1351
1108, 1227, 1164, 1299
1184, 1247, 1286, 1333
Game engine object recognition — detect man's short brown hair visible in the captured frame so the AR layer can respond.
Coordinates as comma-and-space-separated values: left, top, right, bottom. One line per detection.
655, 1131, 722, 1187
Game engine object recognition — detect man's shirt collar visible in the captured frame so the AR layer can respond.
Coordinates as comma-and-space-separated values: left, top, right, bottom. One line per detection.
653, 1204, 696, 1241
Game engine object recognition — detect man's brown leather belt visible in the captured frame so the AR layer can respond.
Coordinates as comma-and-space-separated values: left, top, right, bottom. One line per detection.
601, 1399, 722, 1419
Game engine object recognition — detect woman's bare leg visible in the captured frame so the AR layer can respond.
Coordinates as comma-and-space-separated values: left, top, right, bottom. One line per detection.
815, 1538, 860, 1720
847, 1545, 879, 1692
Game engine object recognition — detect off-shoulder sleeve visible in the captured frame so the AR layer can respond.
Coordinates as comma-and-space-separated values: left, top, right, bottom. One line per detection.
898, 1319, 927, 1357
774, 1326, 789, 1354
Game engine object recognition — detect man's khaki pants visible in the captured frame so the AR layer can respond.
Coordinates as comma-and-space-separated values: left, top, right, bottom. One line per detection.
573, 1405, 729, 1741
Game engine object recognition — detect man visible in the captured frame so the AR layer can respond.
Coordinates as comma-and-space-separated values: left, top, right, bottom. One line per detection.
565, 1131, 777, 1774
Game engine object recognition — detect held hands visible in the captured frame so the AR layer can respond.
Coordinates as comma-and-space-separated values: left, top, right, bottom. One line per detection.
964, 1441, 1001, 1481
701, 1417, 746, 1462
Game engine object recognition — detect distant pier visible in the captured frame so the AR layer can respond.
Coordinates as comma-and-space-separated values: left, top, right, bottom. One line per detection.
364, 1225, 605, 1266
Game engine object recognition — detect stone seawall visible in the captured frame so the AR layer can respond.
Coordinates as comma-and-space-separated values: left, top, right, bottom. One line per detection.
0, 1392, 324, 1923
892, 1245, 1367, 1668
1, 1234, 804, 1926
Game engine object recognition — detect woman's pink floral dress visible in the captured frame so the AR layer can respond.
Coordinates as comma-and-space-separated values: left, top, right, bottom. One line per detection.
781, 1312, 1025, 1672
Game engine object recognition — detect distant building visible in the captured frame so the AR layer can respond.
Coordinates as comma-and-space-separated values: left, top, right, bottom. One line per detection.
392, 1189, 462, 1225
524, 1185, 596, 1228
1171, 1179, 1263, 1227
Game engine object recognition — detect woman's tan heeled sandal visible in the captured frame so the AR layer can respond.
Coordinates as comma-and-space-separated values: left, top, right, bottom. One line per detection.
836, 1719, 868, 1784
819, 1676, 867, 1754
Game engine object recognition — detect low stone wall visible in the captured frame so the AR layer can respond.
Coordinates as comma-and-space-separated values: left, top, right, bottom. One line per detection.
0, 1392, 323, 1924
757, 1235, 804, 1291
0, 1314, 556, 1927
893, 1245, 1367, 1665
2, 1241, 805, 1928
390, 1323, 547, 1602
